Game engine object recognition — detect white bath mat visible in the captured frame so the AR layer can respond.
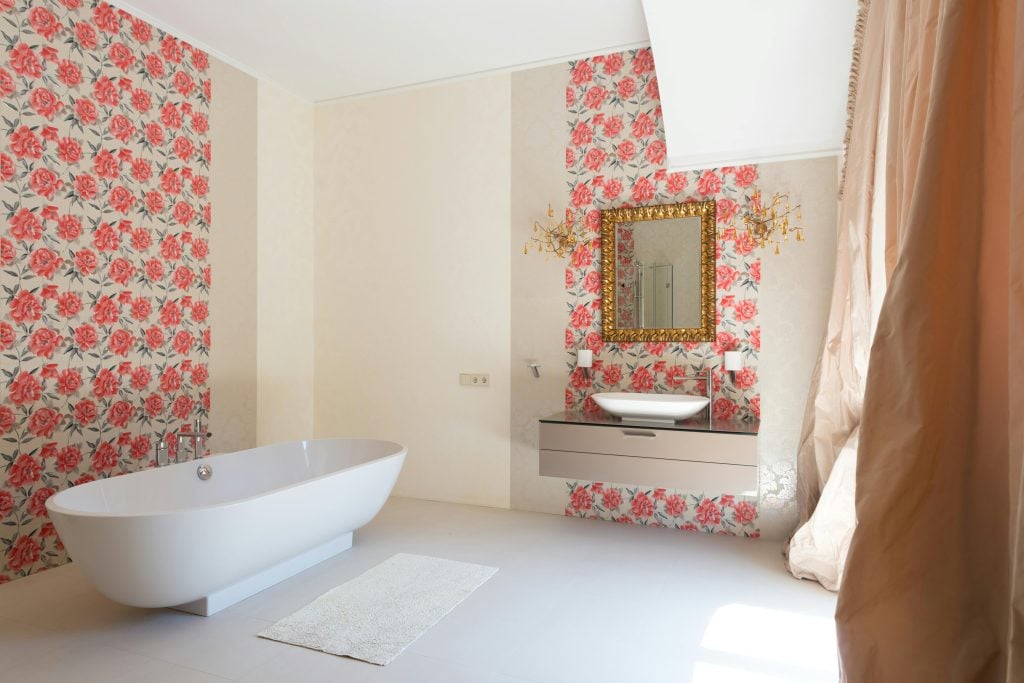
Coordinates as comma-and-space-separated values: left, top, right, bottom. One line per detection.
258, 553, 498, 665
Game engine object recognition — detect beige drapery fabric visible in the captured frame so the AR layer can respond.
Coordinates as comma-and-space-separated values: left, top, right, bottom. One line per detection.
834, 0, 1024, 679
1008, 0, 1024, 671
790, 0, 888, 528
790, 0, 891, 534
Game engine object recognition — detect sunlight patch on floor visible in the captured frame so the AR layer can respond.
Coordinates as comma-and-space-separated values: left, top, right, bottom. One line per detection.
696, 603, 838, 682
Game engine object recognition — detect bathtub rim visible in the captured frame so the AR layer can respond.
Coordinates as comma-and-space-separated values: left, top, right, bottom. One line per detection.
46, 437, 407, 520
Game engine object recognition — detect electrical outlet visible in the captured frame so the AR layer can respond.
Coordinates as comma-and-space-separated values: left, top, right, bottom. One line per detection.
459, 373, 490, 387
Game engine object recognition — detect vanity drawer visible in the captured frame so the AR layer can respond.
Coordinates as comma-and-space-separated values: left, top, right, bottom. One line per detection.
539, 422, 757, 466
540, 449, 758, 495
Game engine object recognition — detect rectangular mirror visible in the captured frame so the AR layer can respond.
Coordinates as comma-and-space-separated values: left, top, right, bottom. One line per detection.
601, 200, 717, 342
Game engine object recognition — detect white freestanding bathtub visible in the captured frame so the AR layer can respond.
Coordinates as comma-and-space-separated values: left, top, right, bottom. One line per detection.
46, 438, 405, 615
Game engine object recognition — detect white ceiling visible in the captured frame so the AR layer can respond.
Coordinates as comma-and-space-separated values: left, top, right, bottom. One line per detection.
107, 0, 650, 103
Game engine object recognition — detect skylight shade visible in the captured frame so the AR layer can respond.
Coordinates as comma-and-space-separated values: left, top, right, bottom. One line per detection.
641, 0, 859, 171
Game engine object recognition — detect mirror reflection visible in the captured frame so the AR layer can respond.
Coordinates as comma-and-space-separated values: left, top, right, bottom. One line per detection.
615, 216, 702, 329
600, 200, 716, 343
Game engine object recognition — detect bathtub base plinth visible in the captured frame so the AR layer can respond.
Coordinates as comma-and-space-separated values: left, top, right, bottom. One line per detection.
173, 532, 354, 616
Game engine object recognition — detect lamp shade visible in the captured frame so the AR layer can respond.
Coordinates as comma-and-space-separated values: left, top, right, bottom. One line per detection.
724, 351, 743, 372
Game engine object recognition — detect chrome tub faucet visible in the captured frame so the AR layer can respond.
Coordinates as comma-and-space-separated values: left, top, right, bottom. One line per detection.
178, 418, 211, 461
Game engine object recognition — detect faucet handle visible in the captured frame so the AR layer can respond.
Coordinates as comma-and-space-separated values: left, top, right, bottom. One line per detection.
155, 439, 168, 466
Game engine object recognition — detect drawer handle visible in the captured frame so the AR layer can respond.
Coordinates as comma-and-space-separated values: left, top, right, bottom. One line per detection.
621, 430, 657, 438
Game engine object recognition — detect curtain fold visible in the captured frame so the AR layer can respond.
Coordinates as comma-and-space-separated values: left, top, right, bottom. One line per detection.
1008, 0, 1024, 671
791, 0, 879, 527
835, 0, 1024, 679
788, 429, 860, 590
786, 0, 890, 585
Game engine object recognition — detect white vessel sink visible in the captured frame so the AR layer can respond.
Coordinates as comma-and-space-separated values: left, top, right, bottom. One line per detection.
592, 392, 710, 421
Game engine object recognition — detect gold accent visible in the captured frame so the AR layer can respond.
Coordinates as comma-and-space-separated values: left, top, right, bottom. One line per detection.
741, 189, 804, 254
839, 0, 872, 199
600, 200, 717, 343
524, 204, 579, 259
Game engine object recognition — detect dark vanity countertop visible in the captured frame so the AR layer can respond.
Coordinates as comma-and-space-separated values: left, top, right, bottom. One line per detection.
540, 410, 760, 436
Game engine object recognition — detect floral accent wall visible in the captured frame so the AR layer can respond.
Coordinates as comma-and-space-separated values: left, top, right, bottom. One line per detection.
566, 482, 759, 537
0, 0, 211, 581
562, 49, 760, 534
614, 223, 637, 327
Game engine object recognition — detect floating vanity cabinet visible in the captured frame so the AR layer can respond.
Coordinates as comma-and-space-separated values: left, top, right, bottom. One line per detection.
538, 412, 758, 494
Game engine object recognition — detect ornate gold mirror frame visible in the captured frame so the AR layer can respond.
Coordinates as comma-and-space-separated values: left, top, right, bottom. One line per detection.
600, 200, 717, 342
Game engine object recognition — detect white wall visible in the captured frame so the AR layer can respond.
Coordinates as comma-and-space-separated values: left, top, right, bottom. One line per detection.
209, 58, 258, 453
256, 82, 316, 444
313, 76, 512, 508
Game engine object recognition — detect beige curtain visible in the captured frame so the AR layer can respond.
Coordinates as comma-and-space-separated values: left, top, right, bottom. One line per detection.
834, 0, 1024, 679
1009, 0, 1024, 670
786, 0, 896, 585
791, 0, 889, 531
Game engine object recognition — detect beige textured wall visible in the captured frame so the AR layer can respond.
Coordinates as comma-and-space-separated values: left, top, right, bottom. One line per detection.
208, 58, 258, 453
313, 76, 512, 507
756, 156, 838, 539
206, 61, 835, 527
510, 64, 571, 514
256, 82, 316, 444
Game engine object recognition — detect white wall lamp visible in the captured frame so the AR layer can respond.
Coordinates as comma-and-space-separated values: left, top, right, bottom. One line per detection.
724, 351, 743, 383
577, 349, 593, 381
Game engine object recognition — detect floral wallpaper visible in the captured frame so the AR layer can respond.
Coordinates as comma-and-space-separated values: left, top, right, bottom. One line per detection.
614, 223, 638, 328
564, 481, 759, 537
562, 49, 760, 533
0, 0, 211, 582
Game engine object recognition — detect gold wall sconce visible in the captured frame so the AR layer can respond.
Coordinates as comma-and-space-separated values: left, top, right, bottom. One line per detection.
524, 205, 580, 259
742, 189, 804, 254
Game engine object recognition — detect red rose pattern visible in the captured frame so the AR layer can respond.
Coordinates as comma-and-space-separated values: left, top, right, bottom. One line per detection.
564, 482, 757, 536
0, 0, 211, 581
562, 50, 760, 535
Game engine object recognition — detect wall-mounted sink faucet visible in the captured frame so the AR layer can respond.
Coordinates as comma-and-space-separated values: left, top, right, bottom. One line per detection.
178, 419, 211, 461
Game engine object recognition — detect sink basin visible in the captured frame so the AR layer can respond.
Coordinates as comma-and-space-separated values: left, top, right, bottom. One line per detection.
592, 393, 710, 422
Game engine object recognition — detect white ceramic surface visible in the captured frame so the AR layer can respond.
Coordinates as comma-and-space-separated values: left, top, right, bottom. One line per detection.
592, 392, 710, 421
47, 438, 406, 612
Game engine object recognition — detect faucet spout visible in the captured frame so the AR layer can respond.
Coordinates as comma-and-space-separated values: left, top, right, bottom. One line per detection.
177, 419, 211, 461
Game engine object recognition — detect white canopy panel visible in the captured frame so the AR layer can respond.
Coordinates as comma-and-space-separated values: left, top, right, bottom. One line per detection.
642, 0, 859, 171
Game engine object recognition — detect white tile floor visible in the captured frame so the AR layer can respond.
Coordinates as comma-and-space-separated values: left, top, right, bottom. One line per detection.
0, 498, 838, 682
